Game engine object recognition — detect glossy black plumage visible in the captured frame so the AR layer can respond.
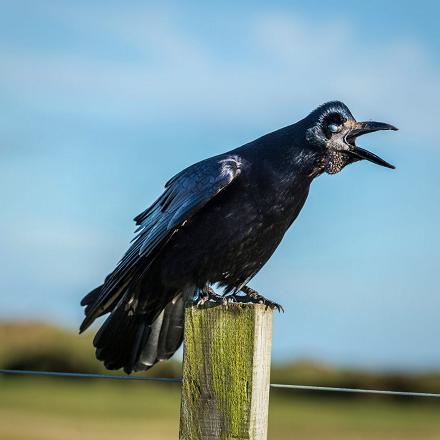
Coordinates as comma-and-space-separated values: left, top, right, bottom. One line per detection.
80, 101, 396, 373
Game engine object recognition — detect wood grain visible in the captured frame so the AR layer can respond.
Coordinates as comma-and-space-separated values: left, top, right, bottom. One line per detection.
179, 303, 273, 440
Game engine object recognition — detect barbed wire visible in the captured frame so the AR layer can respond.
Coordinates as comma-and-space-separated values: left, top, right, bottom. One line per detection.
1, 369, 440, 398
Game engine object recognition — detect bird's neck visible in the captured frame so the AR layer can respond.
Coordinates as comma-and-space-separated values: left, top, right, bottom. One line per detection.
257, 122, 324, 182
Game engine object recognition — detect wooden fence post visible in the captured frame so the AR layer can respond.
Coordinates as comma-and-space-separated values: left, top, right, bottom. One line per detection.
179, 303, 273, 440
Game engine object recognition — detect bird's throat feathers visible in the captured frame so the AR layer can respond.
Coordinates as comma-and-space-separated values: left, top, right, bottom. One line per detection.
251, 122, 324, 182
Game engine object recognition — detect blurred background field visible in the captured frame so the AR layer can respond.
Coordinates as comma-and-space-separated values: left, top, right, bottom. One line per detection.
1, 321, 440, 439
1, 2, 440, 438
2, 378, 440, 440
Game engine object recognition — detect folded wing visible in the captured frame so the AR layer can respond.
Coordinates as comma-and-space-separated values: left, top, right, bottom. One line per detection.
80, 155, 244, 332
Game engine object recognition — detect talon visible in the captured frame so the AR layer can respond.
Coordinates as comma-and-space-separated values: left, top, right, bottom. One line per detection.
194, 285, 225, 307
197, 295, 208, 307
239, 285, 284, 312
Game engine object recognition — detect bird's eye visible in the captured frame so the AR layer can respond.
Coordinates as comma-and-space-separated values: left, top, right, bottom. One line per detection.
328, 123, 341, 133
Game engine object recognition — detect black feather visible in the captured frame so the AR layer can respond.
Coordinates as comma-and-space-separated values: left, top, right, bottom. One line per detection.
80, 101, 396, 373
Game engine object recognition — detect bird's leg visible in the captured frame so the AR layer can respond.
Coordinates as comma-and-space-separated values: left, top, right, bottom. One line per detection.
237, 286, 284, 312
195, 285, 225, 307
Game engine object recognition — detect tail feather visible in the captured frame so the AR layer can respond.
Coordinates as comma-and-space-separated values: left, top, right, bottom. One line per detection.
87, 291, 185, 373
157, 295, 185, 361
93, 296, 139, 370
135, 294, 185, 370
134, 310, 165, 369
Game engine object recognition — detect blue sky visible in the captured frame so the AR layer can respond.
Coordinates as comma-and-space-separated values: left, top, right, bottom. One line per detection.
1, 0, 439, 370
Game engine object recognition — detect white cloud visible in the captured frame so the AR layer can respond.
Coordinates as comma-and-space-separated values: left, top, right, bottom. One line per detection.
1, 6, 438, 145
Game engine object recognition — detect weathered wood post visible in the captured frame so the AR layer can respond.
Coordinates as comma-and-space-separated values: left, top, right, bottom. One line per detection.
179, 303, 273, 440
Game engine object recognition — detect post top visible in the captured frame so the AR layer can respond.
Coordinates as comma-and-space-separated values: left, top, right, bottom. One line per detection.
186, 302, 274, 313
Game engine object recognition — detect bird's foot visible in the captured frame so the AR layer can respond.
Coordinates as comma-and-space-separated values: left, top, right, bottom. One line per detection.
226, 286, 284, 312
195, 286, 225, 307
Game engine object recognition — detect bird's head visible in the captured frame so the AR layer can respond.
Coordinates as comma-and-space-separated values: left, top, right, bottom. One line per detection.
304, 101, 397, 175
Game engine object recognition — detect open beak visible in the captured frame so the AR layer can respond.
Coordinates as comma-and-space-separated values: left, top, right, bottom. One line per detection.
345, 121, 397, 169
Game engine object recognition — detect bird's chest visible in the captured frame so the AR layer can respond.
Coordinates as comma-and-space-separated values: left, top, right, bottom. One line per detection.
198, 181, 304, 283
210, 181, 294, 244
164, 170, 309, 288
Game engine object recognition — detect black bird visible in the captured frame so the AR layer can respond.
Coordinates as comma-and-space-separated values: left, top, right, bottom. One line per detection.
80, 101, 396, 373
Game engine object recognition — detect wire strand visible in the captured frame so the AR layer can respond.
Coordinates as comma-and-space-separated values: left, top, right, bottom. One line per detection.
0, 369, 180, 382
270, 383, 440, 398
1, 369, 440, 398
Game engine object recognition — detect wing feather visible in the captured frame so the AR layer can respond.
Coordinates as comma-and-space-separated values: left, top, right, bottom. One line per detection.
83, 155, 245, 324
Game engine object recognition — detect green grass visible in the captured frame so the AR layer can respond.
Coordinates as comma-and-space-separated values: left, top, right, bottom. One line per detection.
2, 321, 440, 439
1, 378, 440, 440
